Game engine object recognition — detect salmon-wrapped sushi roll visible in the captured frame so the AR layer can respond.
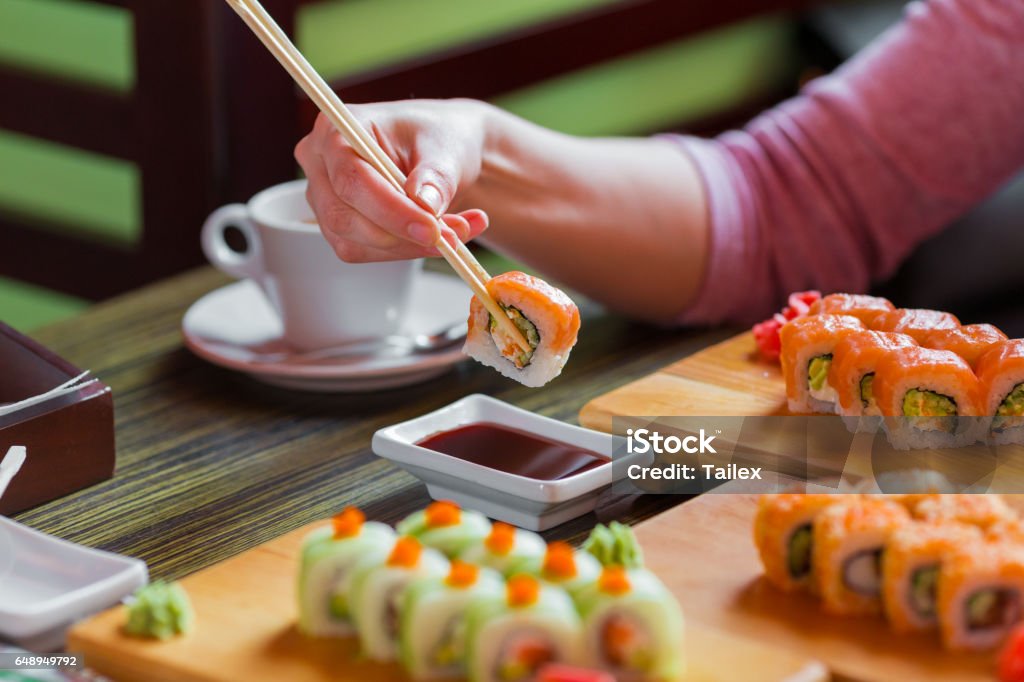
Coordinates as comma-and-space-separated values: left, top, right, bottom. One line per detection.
813, 498, 910, 615
753, 494, 852, 593
829, 331, 917, 429
809, 293, 894, 326
937, 542, 1024, 650
911, 494, 1014, 530
920, 324, 1007, 370
780, 315, 865, 414
976, 340, 1024, 445
464, 271, 580, 388
874, 347, 984, 449
882, 523, 982, 633
869, 309, 960, 343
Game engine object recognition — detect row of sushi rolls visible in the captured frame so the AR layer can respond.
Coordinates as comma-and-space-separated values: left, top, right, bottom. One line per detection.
755, 491, 1024, 653
762, 291, 1024, 449
297, 501, 684, 682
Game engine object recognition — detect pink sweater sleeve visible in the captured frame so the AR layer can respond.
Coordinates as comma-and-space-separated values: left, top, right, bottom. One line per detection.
675, 0, 1024, 325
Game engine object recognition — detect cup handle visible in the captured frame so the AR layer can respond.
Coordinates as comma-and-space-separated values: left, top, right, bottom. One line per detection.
201, 204, 265, 280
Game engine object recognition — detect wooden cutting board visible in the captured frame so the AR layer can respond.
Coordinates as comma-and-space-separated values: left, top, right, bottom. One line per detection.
578, 332, 786, 432
67, 517, 828, 682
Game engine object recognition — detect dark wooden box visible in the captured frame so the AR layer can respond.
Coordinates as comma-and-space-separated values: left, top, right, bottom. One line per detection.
0, 323, 115, 515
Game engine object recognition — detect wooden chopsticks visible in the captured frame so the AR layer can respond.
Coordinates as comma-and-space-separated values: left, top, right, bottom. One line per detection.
224, 0, 531, 353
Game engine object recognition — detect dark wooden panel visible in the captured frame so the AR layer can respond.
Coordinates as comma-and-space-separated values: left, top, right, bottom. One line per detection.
0, 69, 135, 159
213, 0, 303, 203
0, 213, 184, 300
131, 0, 220, 264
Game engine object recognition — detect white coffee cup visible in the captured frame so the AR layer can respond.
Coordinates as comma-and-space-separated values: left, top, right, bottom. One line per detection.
201, 180, 422, 351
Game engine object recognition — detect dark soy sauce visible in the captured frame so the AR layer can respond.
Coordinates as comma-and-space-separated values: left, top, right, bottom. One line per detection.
416, 422, 608, 481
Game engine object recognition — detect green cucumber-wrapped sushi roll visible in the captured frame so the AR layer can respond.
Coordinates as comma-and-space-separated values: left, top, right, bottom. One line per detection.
537, 542, 602, 596
465, 574, 584, 682
350, 536, 450, 661
583, 522, 644, 569
576, 566, 685, 681
297, 507, 396, 637
461, 522, 546, 576
398, 500, 492, 557
399, 560, 505, 679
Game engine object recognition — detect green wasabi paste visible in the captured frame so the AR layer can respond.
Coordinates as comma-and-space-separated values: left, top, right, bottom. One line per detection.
124, 581, 194, 640
583, 521, 644, 569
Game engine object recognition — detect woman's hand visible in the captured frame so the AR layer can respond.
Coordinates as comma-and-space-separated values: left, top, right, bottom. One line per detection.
295, 99, 491, 262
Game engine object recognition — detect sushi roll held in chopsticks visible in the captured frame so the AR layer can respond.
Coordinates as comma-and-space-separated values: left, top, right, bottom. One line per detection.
937, 543, 1024, 651
808, 293, 894, 326
397, 500, 491, 558
297, 507, 396, 637
882, 522, 981, 633
399, 560, 505, 680
465, 574, 583, 682
780, 314, 865, 413
976, 339, 1024, 445
829, 331, 917, 427
874, 347, 985, 449
349, 536, 450, 661
460, 522, 547, 576
813, 498, 909, 615
464, 271, 581, 388
753, 494, 849, 593
576, 566, 685, 681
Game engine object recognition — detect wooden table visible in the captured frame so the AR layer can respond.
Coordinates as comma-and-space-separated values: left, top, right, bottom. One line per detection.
11, 267, 736, 581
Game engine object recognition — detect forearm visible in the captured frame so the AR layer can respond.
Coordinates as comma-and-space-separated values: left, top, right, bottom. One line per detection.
458, 104, 709, 324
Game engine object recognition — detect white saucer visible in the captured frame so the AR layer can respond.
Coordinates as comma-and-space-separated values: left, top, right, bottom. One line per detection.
182, 273, 471, 392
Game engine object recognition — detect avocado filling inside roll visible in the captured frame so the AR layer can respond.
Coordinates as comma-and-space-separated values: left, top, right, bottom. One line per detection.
902, 389, 957, 431
787, 525, 813, 579
994, 384, 1024, 431
966, 588, 1020, 631
860, 374, 875, 409
432, 617, 467, 667
600, 612, 654, 673
843, 549, 883, 596
489, 306, 540, 369
495, 630, 557, 681
909, 564, 939, 619
807, 354, 832, 392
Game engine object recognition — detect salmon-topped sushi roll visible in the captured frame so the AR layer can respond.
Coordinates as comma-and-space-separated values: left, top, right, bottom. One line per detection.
780, 315, 865, 414
937, 542, 1024, 651
829, 331, 917, 426
813, 498, 910, 616
875, 347, 984, 449
920, 324, 1007, 370
809, 293, 894, 326
464, 271, 580, 388
870, 309, 960, 343
976, 340, 1024, 445
882, 522, 982, 633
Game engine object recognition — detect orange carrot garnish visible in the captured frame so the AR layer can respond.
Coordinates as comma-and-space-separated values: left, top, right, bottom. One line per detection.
598, 565, 632, 596
388, 536, 423, 568
332, 507, 365, 539
446, 560, 480, 588
507, 574, 541, 607
485, 522, 517, 556
425, 500, 461, 528
542, 542, 578, 580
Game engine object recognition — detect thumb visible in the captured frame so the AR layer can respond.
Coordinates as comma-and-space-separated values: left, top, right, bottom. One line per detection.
405, 157, 460, 219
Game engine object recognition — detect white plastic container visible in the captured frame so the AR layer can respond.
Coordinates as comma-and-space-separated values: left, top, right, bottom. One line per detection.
0, 517, 148, 651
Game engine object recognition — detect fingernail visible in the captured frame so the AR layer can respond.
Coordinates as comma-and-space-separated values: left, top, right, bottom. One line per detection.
417, 184, 444, 216
407, 222, 437, 246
